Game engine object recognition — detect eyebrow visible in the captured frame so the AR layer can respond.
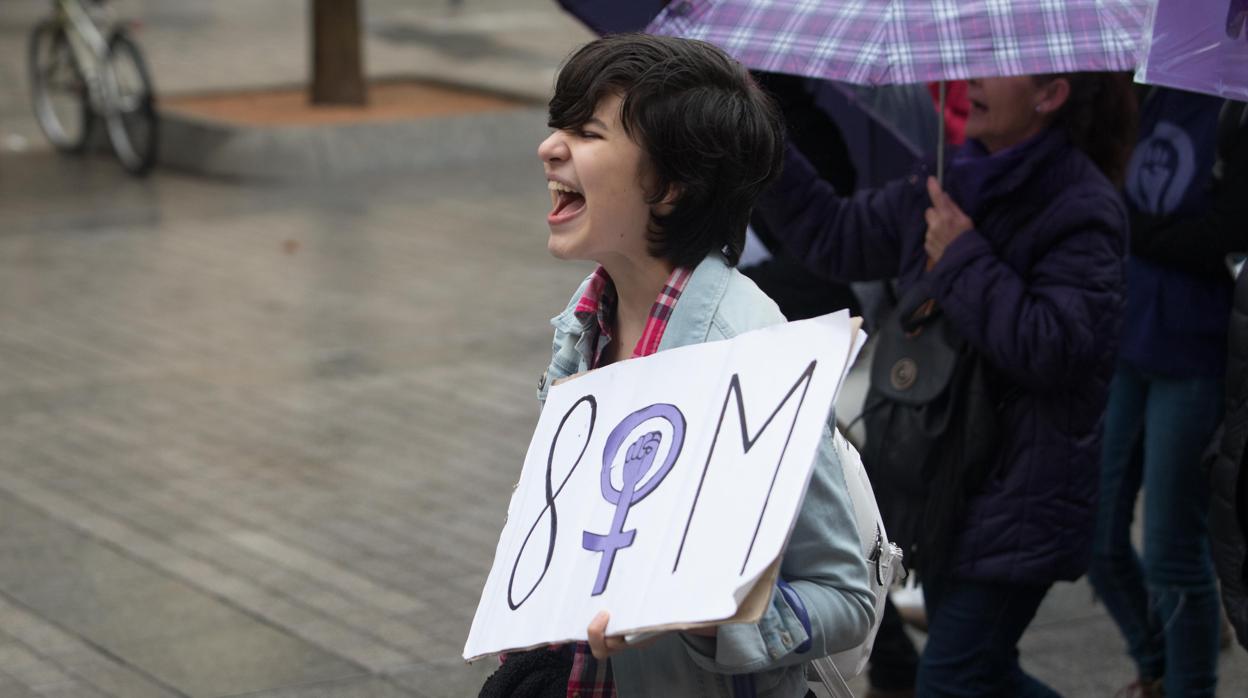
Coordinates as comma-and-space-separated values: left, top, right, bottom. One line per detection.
584, 117, 610, 130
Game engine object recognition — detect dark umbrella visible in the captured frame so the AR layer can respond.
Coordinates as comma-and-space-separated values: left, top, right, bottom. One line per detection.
552, 0, 931, 187
555, 0, 669, 36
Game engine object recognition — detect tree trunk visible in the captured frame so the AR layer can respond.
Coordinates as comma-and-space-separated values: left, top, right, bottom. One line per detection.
311, 0, 367, 106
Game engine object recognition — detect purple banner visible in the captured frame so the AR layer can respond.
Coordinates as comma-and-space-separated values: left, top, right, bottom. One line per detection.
1137, 0, 1248, 100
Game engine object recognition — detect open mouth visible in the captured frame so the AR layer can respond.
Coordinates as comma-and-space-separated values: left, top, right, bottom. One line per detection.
548, 180, 586, 224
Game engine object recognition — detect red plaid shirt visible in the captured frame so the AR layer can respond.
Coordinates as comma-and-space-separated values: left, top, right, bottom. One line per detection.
566, 263, 692, 697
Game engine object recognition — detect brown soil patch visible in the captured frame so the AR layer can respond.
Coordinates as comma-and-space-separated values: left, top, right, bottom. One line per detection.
161, 80, 531, 127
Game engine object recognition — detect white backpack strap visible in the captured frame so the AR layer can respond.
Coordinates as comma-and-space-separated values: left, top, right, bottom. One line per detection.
808, 430, 905, 696
809, 655, 856, 698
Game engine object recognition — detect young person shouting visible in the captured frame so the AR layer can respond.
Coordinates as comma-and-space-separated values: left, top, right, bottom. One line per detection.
518, 34, 874, 698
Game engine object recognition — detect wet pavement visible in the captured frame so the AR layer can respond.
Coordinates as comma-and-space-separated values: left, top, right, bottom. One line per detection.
0, 149, 587, 697
0, 1, 1246, 696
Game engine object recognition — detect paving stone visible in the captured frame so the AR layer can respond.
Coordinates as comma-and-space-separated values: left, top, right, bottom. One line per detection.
113, 624, 366, 698
0, 482, 402, 685
388, 658, 497, 698
33, 651, 177, 698
0, 671, 37, 698
218, 675, 416, 698
0, 642, 104, 698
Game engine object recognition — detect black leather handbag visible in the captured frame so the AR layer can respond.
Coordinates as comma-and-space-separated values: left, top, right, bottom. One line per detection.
861, 283, 1002, 576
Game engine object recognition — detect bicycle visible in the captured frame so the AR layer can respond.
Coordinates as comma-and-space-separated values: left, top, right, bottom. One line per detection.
28, 0, 158, 176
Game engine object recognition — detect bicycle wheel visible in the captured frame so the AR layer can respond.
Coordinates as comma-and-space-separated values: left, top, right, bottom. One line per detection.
28, 20, 92, 152
102, 30, 158, 176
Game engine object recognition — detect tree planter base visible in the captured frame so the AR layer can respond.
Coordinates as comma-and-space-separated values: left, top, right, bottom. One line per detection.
157, 80, 546, 181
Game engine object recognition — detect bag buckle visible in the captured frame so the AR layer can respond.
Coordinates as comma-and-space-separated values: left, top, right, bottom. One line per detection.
868, 525, 905, 586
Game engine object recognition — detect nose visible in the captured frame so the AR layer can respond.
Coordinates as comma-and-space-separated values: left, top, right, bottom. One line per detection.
538, 130, 568, 165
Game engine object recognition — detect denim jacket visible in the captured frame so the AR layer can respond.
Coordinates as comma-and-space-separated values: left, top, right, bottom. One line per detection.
538, 254, 874, 698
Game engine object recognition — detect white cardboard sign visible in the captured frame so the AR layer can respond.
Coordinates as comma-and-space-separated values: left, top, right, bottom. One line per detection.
464, 311, 864, 660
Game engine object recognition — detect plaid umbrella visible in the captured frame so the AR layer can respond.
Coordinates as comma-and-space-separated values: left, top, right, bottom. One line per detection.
1135, 0, 1248, 100
646, 0, 1152, 85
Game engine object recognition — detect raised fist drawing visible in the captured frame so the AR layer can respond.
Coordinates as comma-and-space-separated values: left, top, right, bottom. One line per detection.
1134, 138, 1180, 215
623, 431, 662, 482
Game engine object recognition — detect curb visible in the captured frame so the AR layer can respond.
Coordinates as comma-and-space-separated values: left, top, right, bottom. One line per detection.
157, 101, 549, 181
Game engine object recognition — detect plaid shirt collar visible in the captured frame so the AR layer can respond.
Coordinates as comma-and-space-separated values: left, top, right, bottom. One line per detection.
565, 263, 691, 697
573, 265, 693, 369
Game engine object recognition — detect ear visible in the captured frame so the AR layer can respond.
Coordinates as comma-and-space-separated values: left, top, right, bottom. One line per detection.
653, 183, 683, 216
1036, 78, 1071, 115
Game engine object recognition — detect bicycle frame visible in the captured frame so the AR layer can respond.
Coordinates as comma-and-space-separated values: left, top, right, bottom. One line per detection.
53, 0, 125, 117
31, 0, 158, 174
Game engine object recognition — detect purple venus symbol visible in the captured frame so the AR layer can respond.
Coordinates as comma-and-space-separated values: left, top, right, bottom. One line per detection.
582, 403, 685, 596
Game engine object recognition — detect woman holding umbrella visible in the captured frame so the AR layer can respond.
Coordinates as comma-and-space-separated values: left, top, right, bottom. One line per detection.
755, 73, 1137, 695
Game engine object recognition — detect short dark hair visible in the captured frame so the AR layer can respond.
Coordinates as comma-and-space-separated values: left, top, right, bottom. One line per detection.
548, 34, 784, 269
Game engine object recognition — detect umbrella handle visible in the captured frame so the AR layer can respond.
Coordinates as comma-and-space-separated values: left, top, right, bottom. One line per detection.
925, 80, 949, 272
936, 80, 946, 186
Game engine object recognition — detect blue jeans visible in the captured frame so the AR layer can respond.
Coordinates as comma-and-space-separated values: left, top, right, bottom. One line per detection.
1088, 362, 1222, 696
916, 578, 1059, 698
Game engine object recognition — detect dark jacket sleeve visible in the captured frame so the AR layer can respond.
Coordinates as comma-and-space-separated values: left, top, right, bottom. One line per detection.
1213, 269, 1248, 649
924, 192, 1126, 393
755, 144, 920, 283
1130, 117, 1248, 278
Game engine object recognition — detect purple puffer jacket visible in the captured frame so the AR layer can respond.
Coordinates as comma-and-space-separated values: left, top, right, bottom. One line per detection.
757, 128, 1127, 584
